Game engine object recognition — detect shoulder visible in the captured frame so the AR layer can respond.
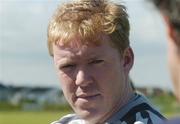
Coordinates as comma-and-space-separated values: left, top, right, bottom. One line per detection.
120, 93, 166, 124
50, 114, 84, 124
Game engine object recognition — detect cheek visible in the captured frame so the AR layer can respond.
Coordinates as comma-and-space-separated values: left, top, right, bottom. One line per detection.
93, 65, 123, 88
98, 63, 123, 80
59, 71, 73, 84
58, 72, 76, 97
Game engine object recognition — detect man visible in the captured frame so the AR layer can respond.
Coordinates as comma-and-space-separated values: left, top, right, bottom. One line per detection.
47, 0, 165, 123
151, 0, 180, 123
152, 0, 180, 102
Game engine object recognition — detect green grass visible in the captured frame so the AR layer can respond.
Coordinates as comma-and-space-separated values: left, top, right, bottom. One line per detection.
149, 94, 180, 118
0, 110, 179, 124
0, 111, 71, 124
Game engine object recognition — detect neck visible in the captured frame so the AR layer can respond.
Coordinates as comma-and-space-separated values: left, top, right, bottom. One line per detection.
84, 80, 134, 124
98, 84, 134, 124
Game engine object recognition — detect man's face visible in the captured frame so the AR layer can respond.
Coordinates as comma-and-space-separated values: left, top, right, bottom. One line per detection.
53, 34, 133, 123
167, 37, 180, 101
164, 17, 180, 101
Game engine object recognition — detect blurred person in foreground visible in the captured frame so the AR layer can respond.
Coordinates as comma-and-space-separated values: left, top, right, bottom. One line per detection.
47, 0, 165, 123
151, 0, 180, 123
152, 0, 180, 102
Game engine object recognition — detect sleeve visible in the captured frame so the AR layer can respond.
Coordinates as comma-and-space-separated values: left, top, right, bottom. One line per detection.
50, 114, 77, 124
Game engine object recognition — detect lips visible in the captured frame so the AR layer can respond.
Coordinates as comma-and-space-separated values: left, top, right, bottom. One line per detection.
76, 93, 100, 99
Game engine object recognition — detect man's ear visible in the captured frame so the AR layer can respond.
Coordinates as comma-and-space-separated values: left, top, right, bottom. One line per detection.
122, 47, 134, 73
163, 15, 177, 42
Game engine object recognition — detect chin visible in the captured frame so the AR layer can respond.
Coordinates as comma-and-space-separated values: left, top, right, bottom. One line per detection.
75, 107, 102, 123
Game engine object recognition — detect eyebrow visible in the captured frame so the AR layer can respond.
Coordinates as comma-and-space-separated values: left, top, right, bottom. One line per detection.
57, 58, 74, 65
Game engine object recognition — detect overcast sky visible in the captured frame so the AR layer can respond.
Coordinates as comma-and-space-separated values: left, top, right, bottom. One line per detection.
0, 0, 173, 90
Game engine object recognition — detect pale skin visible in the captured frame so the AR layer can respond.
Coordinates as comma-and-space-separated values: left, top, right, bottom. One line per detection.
168, 39, 180, 101
53, 34, 134, 124
164, 16, 180, 101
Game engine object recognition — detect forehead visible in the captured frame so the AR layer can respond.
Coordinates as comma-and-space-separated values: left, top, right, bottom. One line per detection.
53, 34, 118, 59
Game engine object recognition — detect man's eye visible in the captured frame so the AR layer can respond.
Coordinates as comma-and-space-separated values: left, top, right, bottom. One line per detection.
89, 60, 104, 65
59, 64, 75, 70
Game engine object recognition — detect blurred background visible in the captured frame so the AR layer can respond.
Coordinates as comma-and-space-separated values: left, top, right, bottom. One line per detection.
0, 0, 179, 123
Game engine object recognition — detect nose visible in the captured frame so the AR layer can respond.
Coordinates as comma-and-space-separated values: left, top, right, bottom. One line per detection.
75, 68, 93, 87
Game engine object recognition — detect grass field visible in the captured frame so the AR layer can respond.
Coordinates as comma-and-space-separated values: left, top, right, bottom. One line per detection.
0, 110, 179, 124
0, 111, 71, 124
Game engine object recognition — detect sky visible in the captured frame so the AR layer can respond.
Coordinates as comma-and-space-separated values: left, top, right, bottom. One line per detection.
0, 0, 173, 90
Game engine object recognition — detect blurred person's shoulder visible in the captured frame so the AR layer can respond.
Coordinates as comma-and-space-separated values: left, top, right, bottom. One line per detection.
50, 114, 85, 124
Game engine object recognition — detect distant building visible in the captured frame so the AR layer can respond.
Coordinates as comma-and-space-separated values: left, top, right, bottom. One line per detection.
0, 82, 171, 111
0, 83, 9, 101
136, 87, 165, 96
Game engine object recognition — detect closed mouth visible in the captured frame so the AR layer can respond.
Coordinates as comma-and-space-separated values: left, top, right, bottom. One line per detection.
77, 94, 100, 99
